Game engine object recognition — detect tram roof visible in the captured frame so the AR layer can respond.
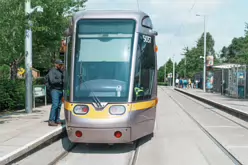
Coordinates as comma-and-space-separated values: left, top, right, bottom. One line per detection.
73, 10, 150, 22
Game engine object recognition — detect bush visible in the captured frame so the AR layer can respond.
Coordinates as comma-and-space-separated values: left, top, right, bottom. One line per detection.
0, 77, 50, 112
157, 82, 168, 86
0, 78, 25, 111
0, 64, 10, 79
33, 77, 45, 85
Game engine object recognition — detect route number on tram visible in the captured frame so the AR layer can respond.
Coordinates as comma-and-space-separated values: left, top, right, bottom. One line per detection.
143, 35, 151, 43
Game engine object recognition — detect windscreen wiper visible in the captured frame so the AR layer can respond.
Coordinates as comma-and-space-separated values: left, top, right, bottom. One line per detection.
78, 75, 103, 108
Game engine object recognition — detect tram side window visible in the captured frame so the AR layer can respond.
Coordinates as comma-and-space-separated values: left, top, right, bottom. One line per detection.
65, 37, 72, 101
133, 34, 155, 101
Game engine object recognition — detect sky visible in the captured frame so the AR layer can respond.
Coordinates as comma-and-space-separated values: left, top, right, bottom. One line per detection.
83, 0, 248, 68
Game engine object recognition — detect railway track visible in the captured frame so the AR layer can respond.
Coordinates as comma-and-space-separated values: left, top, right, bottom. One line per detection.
50, 138, 143, 165
160, 87, 247, 165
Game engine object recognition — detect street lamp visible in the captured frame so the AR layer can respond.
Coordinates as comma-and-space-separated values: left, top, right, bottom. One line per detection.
196, 14, 207, 92
25, 0, 43, 113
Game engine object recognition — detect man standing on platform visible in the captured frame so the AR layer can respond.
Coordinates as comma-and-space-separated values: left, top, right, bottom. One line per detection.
47, 59, 64, 126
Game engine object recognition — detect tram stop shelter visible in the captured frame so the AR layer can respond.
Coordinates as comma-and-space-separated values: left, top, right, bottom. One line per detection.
213, 63, 247, 99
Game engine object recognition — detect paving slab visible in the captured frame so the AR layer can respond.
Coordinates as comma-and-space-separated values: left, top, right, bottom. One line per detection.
0, 105, 65, 165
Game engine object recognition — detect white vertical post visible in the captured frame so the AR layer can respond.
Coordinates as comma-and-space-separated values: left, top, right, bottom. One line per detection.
164, 63, 166, 83
25, 0, 33, 113
203, 15, 207, 92
173, 54, 175, 88
184, 55, 186, 78
222, 69, 224, 95
244, 66, 246, 99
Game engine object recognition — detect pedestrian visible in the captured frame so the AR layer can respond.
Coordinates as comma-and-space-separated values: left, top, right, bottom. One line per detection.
176, 78, 179, 88
46, 59, 64, 126
195, 79, 199, 89
188, 78, 191, 88
179, 78, 183, 88
183, 78, 187, 89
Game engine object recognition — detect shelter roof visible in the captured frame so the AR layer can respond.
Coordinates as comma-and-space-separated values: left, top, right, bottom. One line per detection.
213, 63, 246, 69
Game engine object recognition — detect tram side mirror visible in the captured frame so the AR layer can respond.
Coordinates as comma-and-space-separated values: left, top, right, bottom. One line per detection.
153, 31, 158, 36
149, 30, 158, 36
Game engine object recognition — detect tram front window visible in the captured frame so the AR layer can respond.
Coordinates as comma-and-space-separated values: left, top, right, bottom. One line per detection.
73, 19, 136, 103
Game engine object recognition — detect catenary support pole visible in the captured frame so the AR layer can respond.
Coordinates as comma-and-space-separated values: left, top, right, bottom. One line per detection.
25, 0, 33, 113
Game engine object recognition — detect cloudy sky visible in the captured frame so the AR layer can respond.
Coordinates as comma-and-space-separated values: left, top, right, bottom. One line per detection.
83, 0, 248, 68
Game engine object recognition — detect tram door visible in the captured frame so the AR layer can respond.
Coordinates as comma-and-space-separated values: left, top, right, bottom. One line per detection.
132, 32, 156, 138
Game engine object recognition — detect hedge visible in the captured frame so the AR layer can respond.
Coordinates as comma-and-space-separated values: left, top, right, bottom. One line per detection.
0, 77, 51, 112
157, 82, 168, 86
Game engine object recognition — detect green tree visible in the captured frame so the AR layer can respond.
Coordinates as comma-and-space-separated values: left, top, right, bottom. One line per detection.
31, 0, 87, 70
197, 32, 215, 57
220, 24, 248, 65
0, 0, 25, 80
175, 32, 217, 78
0, 0, 87, 80
176, 58, 185, 78
165, 58, 173, 76
157, 58, 173, 82
157, 66, 165, 82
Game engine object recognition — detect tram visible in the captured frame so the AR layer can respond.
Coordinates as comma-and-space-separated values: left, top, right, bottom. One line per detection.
63, 10, 158, 144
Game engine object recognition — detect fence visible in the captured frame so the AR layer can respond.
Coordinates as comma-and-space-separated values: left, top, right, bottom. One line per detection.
193, 65, 248, 98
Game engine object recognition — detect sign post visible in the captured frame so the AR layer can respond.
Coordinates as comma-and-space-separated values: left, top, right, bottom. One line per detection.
33, 85, 47, 108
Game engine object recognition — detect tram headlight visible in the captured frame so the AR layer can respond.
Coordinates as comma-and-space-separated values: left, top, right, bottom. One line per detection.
109, 105, 126, 115
73, 105, 89, 115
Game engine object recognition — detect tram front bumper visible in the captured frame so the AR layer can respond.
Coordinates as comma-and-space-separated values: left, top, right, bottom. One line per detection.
66, 126, 131, 143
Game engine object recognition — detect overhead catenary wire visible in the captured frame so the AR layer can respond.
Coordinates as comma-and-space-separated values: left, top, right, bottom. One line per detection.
164, 0, 198, 82
136, 0, 140, 11
167, 0, 198, 55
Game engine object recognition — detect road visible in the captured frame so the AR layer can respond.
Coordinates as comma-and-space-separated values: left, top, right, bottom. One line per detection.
17, 87, 248, 165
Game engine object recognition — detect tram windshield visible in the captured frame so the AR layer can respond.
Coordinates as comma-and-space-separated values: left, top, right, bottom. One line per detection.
73, 19, 136, 103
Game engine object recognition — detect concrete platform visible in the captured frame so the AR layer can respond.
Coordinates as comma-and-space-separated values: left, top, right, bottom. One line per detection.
0, 105, 65, 165
175, 88, 248, 117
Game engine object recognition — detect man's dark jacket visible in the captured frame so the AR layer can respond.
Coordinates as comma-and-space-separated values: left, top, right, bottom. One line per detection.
48, 68, 64, 91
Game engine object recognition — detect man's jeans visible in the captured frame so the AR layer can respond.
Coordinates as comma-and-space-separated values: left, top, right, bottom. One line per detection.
49, 89, 63, 123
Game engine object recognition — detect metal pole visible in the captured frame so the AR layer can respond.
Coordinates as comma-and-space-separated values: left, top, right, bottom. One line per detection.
25, 0, 33, 113
222, 69, 224, 95
164, 63, 166, 83
173, 54, 175, 88
136, 0, 140, 11
245, 65, 246, 99
184, 55, 186, 78
203, 15, 207, 92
